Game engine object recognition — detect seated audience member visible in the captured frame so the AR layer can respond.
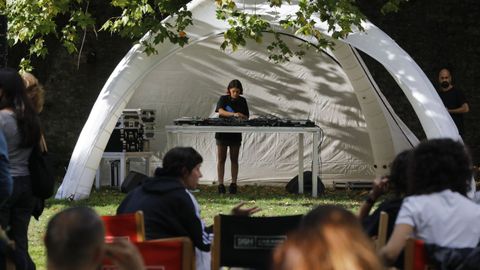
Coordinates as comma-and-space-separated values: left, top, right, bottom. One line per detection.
272, 205, 383, 270
45, 206, 145, 270
380, 138, 480, 265
359, 150, 410, 238
358, 150, 410, 269
117, 147, 260, 270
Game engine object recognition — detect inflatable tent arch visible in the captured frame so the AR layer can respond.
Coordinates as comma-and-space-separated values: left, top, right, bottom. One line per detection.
56, 0, 459, 200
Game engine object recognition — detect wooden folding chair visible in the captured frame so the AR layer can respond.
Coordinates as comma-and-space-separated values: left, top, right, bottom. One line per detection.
211, 214, 302, 270
404, 238, 431, 270
141, 237, 195, 270
102, 237, 195, 270
375, 211, 389, 250
101, 211, 145, 242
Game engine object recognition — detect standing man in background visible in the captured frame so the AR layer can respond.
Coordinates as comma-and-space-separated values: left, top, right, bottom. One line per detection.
437, 68, 469, 137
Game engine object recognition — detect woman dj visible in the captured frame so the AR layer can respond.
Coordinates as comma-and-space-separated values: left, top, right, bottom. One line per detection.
215, 79, 249, 194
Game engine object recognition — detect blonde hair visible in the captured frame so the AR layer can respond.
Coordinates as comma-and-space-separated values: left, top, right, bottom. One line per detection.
272, 205, 384, 270
21, 71, 45, 113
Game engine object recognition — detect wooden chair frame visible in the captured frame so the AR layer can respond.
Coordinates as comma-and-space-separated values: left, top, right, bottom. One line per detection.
145, 237, 195, 270
404, 238, 435, 270
375, 211, 389, 250
211, 215, 221, 270
102, 237, 195, 270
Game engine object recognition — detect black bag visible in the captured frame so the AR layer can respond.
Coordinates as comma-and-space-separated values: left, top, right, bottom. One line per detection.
29, 136, 55, 199
286, 171, 325, 195
121, 171, 148, 193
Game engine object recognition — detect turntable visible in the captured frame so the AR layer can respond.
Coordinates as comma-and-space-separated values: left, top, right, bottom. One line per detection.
173, 117, 205, 125
173, 116, 316, 127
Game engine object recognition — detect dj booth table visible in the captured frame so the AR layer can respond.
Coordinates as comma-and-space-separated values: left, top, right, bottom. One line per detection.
165, 125, 323, 197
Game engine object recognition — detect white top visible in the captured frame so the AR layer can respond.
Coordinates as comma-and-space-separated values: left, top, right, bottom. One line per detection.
186, 191, 211, 270
396, 189, 480, 248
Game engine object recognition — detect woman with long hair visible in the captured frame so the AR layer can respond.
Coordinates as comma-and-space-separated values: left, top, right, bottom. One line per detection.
0, 68, 41, 269
215, 79, 249, 194
21, 71, 48, 220
272, 205, 383, 270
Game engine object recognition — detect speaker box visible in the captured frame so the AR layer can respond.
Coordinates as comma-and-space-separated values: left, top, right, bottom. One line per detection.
121, 171, 148, 193
285, 171, 325, 195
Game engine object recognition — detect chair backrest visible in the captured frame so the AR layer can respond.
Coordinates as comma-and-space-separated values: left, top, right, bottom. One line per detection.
101, 211, 145, 242
375, 211, 389, 250
102, 237, 195, 270
211, 214, 303, 270
404, 238, 428, 270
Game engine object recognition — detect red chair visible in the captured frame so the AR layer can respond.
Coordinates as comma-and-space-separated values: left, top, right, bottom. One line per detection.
101, 211, 145, 243
102, 237, 195, 270
404, 238, 429, 270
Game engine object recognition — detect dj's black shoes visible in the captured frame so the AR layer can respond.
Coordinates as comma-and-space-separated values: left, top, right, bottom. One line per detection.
229, 183, 237, 194
218, 184, 226, 194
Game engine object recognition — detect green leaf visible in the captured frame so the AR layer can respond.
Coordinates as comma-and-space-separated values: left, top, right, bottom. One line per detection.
3, 0, 406, 70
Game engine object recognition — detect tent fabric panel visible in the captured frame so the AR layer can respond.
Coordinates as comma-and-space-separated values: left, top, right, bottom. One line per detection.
342, 23, 460, 140
331, 43, 396, 175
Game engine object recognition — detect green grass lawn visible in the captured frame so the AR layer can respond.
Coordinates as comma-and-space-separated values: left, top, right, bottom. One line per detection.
28, 185, 367, 269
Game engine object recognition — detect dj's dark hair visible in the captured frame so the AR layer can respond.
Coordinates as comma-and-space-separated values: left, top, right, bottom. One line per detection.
226, 79, 243, 95
408, 138, 472, 196
155, 147, 203, 178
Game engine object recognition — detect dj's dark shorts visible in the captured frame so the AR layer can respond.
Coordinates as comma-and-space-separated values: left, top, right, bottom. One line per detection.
216, 139, 241, 147
215, 132, 242, 146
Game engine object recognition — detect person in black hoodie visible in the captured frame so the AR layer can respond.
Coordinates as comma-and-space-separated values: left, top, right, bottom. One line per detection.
117, 147, 260, 269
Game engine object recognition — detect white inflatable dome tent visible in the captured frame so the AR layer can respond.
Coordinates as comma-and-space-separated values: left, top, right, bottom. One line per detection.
56, 0, 460, 200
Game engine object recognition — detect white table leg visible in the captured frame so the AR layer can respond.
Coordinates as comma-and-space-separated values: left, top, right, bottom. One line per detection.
145, 156, 151, 176
298, 133, 304, 194
312, 131, 319, 197
95, 164, 101, 189
119, 154, 126, 188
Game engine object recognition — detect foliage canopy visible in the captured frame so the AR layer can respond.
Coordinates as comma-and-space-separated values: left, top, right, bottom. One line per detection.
3, 0, 407, 70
